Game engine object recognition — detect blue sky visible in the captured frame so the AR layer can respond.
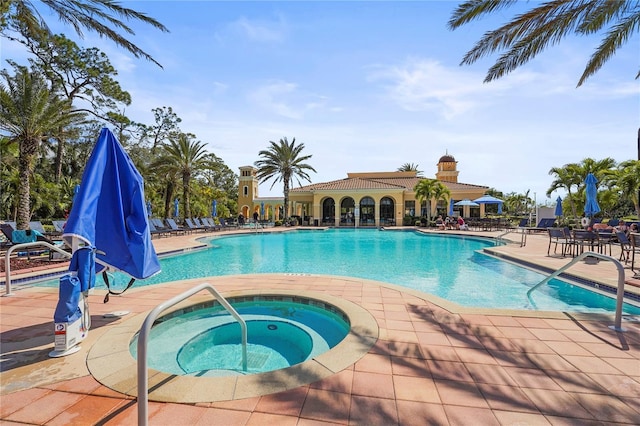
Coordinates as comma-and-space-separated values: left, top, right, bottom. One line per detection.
3, 1, 639, 203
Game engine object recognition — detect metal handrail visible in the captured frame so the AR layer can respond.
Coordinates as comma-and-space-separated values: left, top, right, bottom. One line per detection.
526, 251, 627, 331
137, 282, 247, 426
3, 241, 73, 296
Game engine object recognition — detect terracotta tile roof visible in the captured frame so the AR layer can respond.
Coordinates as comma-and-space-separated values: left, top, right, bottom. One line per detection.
290, 176, 488, 192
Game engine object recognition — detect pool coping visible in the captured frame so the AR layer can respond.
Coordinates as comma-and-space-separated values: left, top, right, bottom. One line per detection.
87, 288, 378, 403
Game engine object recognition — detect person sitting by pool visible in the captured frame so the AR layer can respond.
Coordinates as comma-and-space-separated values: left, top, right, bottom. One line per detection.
445, 216, 455, 230
435, 215, 445, 230
614, 220, 628, 234
456, 216, 468, 231
628, 223, 638, 235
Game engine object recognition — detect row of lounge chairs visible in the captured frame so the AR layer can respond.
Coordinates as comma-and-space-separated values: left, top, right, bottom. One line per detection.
148, 217, 240, 238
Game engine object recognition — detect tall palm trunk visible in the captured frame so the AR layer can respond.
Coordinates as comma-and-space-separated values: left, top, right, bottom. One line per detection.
283, 174, 290, 221
17, 144, 36, 229
182, 172, 191, 219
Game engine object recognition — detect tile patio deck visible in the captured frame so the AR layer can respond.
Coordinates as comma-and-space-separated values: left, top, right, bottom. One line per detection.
1, 227, 639, 425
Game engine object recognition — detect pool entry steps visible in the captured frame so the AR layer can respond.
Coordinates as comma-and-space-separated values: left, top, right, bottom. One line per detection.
136, 282, 247, 426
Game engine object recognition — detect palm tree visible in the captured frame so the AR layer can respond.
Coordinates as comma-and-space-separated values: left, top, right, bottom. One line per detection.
612, 160, 640, 217
159, 133, 209, 219
0, 66, 83, 229
414, 179, 450, 224
547, 163, 582, 218
448, 1, 640, 87
2, 0, 169, 67
254, 137, 316, 222
397, 163, 423, 176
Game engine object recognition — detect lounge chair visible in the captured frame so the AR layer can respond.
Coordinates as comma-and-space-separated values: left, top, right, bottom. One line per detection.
148, 220, 171, 238
185, 218, 206, 233
202, 217, 222, 231
52, 220, 67, 234
165, 218, 188, 235
219, 218, 237, 230
29, 221, 61, 239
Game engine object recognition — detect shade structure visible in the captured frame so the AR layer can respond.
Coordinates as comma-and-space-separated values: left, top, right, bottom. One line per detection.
261, 202, 265, 218
448, 199, 454, 216
212, 199, 217, 217
146, 200, 152, 218
554, 196, 563, 217
174, 198, 179, 219
474, 194, 504, 214
62, 127, 161, 280
455, 199, 479, 207
584, 173, 601, 217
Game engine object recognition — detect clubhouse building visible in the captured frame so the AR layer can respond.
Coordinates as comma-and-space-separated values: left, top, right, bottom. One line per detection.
238, 154, 490, 227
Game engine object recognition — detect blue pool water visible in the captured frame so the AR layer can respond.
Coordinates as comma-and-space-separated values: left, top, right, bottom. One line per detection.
41, 229, 640, 314
131, 301, 350, 375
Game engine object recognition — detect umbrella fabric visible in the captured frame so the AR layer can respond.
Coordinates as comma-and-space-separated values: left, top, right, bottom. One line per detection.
554, 196, 563, 217
63, 128, 160, 280
584, 173, 601, 217
146, 200, 152, 218
448, 199, 454, 216
455, 199, 479, 207
174, 199, 179, 218
474, 194, 504, 214
261, 202, 265, 218
212, 200, 217, 217
473, 195, 503, 204
73, 184, 80, 204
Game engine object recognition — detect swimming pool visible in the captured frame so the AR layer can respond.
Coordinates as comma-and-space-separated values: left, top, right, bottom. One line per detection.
41, 229, 640, 314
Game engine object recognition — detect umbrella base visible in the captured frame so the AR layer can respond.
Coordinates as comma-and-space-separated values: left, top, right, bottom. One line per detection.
49, 345, 81, 358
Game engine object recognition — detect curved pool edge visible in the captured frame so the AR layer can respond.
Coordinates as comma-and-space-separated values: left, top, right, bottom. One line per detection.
87, 286, 379, 403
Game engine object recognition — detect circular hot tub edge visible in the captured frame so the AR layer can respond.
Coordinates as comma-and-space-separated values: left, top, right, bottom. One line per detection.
87, 288, 379, 403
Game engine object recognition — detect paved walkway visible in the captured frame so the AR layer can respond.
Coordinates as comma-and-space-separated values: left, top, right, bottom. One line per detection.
1, 228, 639, 425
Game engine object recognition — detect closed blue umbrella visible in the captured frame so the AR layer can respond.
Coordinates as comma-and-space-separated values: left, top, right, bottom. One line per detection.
554, 196, 563, 217
63, 128, 161, 281
212, 199, 217, 217
174, 199, 179, 219
584, 173, 601, 217
72, 184, 80, 204
261, 202, 265, 218
146, 200, 152, 218
448, 199, 454, 216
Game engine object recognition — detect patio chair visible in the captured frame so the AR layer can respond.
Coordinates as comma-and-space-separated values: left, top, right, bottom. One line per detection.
547, 228, 571, 257
616, 231, 632, 264
595, 230, 615, 256
630, 233, 640, 275
202, 217, 221, 231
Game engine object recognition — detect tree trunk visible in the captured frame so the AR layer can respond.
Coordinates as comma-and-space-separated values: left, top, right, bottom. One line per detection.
183, 172, 190, 219
16, 153, 33, 230
54, 136, 64, 183
283, 177, 290, 221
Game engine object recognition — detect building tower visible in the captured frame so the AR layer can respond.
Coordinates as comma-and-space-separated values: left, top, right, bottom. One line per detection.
435, 152, 459, 183
238, 166, 258, 218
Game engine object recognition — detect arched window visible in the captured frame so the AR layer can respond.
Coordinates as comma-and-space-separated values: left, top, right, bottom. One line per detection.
322, 198, 335, 224
341, 197, 355, 225
359, 196, 375, 225
380, 197, 395, 225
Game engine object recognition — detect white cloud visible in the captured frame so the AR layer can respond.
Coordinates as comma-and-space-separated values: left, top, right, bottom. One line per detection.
247, 81, 329, 119
231, 15, 288, 43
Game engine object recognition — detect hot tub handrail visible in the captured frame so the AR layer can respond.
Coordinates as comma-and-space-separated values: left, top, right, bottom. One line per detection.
137, 282, 247, 426
526, 251, 627, 332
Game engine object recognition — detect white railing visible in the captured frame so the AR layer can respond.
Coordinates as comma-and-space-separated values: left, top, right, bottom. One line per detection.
526, 251, 627, 331
137, 282, 247, 426
3, 242, 73, 296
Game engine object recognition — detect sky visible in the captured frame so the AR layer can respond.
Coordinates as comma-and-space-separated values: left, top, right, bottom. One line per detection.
2, 1, 639, 205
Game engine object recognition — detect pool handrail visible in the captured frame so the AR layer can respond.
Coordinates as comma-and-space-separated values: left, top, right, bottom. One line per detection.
137, 282, 247, 426
526, 251, 627, 332
3, 241, 73, 296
